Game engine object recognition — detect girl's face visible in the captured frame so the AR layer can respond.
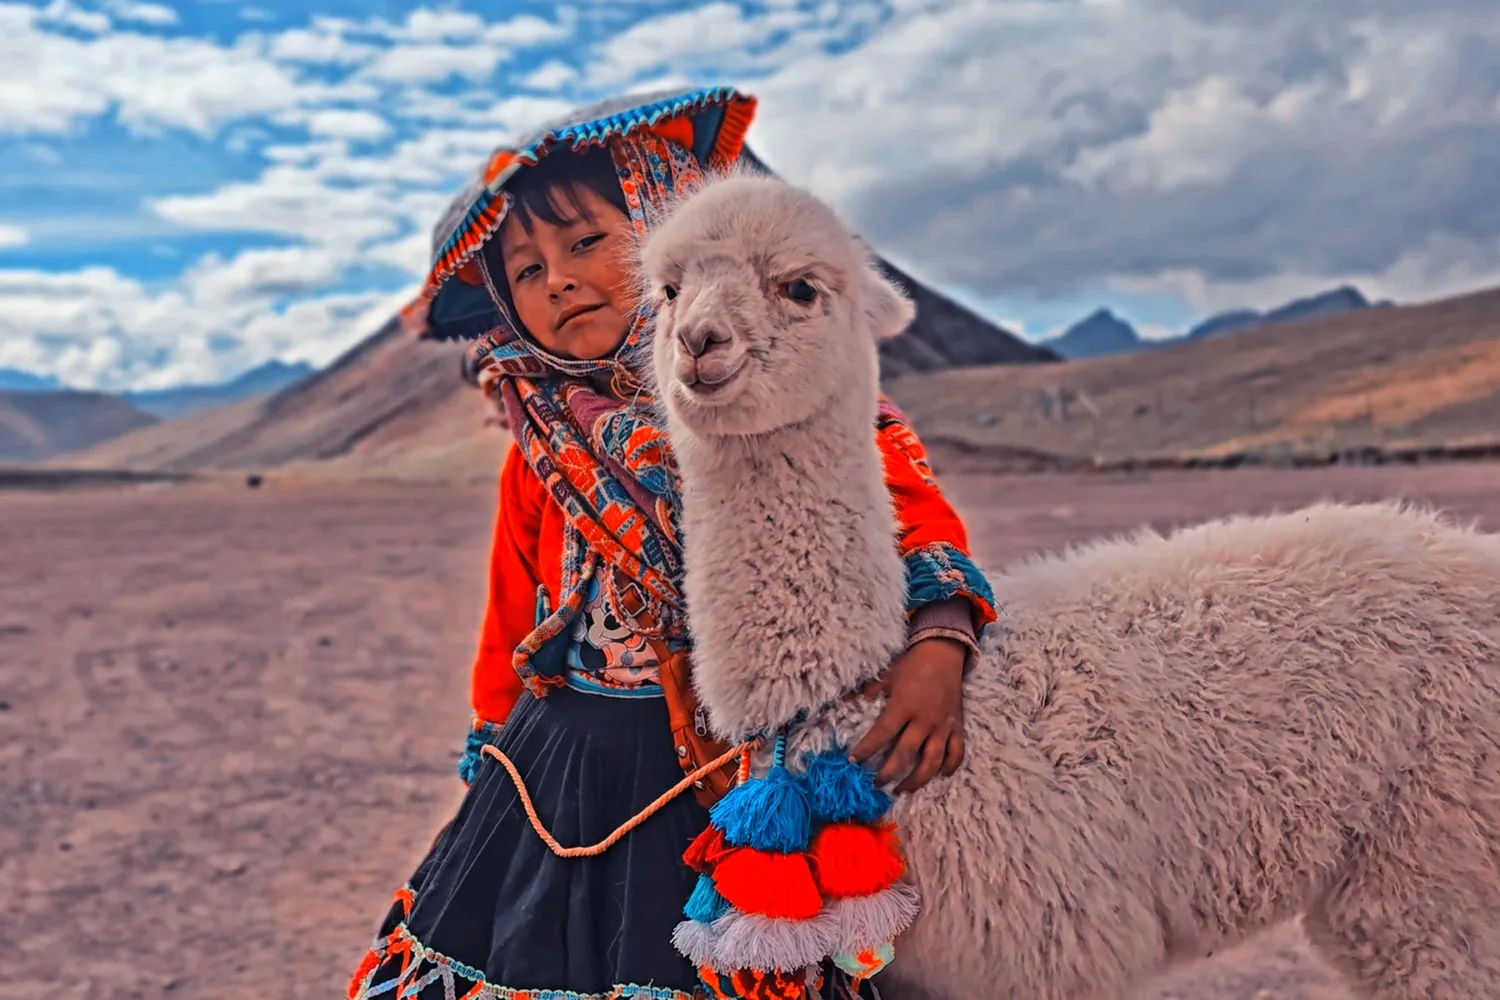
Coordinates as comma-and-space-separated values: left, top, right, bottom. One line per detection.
496, 182, 637, 361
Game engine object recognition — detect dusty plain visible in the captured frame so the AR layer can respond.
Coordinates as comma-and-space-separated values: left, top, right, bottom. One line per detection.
7, 461, 1500, 1000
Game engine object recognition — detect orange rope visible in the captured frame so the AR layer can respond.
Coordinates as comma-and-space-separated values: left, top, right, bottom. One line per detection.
481, 739, 757, 858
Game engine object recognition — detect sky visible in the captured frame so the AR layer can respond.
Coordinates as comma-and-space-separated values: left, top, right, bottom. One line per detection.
1, 0, 1498, 390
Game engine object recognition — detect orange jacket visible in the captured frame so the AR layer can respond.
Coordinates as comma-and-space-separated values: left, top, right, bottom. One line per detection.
470, 405, 996, 724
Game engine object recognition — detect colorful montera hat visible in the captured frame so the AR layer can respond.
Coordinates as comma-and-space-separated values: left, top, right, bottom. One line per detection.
402, 86, 757, 342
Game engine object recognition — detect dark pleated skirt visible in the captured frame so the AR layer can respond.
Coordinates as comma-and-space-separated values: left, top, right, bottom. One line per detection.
350, 688, 710, 999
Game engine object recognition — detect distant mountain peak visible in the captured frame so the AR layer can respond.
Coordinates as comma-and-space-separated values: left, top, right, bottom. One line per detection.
1189, 284, 1373, 341
1045, 308, 1143, 360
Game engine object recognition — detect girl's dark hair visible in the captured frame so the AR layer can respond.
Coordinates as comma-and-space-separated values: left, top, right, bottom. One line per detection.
481, 146, 630, 321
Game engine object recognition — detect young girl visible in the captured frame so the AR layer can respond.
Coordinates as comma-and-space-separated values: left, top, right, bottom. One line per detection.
349, 88, 996, 1000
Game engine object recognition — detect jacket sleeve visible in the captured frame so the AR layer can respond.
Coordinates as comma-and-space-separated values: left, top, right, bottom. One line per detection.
469, 441, 546, 728
876, 397, 998, 634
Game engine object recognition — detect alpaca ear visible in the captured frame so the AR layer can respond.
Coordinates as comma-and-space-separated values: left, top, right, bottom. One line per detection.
859, 262, 916, 342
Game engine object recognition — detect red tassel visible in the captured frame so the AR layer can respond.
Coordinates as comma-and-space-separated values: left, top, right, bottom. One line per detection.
683, 825, 733, 874
712, 847, 824, 920
808, 821, 906, 899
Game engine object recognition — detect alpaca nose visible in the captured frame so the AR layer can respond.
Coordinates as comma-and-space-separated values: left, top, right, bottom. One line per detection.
678, 323, 729, 358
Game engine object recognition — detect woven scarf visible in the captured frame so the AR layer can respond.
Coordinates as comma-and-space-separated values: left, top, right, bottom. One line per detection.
465, 130, 709, 678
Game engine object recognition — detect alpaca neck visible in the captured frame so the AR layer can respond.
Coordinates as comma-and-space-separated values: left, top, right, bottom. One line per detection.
672, 397, 909, 740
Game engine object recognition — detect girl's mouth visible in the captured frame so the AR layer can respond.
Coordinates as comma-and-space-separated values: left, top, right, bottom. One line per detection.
556, 303, 605, 330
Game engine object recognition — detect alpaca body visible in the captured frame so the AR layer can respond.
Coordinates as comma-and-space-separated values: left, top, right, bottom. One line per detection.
643, 173, 1500, 999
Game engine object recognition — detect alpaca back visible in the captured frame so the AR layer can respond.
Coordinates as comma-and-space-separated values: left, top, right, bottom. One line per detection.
885, 500, 1500, 998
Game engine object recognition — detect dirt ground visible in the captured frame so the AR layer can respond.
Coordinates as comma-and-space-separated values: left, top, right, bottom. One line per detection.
6, 461, 1500, 1000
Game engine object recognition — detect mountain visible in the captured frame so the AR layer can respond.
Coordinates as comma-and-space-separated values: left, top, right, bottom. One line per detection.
1043, 308, 1143, 360
64, 269, 1055, 480
0, 368, 64, 392
0, 390, 158, 462
1186, 286, 1374, 341
877, 259, 1057, 374
124, 360, 315, 420
63, 318, 505, 480
888, 284, 1500, 468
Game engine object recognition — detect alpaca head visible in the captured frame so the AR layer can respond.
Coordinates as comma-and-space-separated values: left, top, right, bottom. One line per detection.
641, 173, 915, 437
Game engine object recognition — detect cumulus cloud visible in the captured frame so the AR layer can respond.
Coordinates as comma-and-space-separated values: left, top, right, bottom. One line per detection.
7, 0, 1500, 389
0, 260, 407, 389
0, 4, 304, 134
105, 0, 179, 27
744, 0, 1500, 310
303, 108, 393, 141
521, 59, 578, 92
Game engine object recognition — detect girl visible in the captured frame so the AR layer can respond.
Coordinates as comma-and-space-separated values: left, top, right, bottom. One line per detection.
349, 88, 996, 1000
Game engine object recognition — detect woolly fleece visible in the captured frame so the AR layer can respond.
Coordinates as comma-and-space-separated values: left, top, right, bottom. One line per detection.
644, 172, 1500, 1000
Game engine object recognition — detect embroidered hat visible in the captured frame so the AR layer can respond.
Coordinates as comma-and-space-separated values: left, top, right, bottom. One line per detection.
402, 86, 757, 342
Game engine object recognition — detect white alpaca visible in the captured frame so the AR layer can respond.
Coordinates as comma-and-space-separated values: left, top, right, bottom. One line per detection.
641, 173, 1500, 1000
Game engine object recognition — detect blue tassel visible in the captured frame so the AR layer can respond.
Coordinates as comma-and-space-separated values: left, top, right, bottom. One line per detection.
803, 749, 892, 824
709, 766, 813, 852
456, 726, 489, 785
684, 872, 730, 923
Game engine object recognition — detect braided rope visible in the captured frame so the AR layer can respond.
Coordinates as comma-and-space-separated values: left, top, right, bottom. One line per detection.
481, 739, 757, 858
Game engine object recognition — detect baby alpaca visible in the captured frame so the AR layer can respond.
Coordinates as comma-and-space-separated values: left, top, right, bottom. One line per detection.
642, 172, 1500, 1000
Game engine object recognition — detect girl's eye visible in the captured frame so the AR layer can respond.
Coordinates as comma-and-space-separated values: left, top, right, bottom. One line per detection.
514, 263, 540, 282
574, 233, 605, 252
661, 285, 678, 301
783, 278, 817, 304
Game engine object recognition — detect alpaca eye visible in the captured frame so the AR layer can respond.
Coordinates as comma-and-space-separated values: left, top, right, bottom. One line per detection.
783, 278, 817, 304
662, 285, 678, 302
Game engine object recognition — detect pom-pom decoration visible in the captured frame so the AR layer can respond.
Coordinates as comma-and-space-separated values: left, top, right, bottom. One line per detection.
708, 763, 812, 852
711, 847, 824, 920
684, 825, 734, 874
673, 729, 921, 995
685, 872, 732, 924
808, 821, 905, 899
802, 749, 892, 825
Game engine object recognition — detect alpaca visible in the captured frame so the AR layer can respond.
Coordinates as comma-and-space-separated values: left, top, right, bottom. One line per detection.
640, 172, 1500, 1000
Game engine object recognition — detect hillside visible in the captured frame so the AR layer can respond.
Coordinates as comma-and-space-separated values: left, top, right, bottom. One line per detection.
63, 319, 505, 482
877, 259, 1056, 373
0, 390, 158, 462
62, 246, 1046, 480
124, 360, 315, 420
890, 284, 1500, 470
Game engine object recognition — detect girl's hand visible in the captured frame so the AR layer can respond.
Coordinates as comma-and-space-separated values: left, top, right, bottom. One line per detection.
849, 636, 967, 794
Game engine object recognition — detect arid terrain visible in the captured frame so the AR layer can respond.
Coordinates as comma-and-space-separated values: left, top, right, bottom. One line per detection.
891, 286, 1500, 467
8, 460, 1500, 1000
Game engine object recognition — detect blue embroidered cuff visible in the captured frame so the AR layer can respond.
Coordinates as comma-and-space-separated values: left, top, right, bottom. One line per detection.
903, 542, 998, 627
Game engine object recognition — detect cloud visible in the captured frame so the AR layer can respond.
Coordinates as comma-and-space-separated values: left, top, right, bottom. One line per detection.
37, 0, 110, 34
303, 108, 392, 141
356, 11, 575, 85
587, 1, 818, 86
521, 59, 578, 91
0, 5, 305, 134
0, 259, 409, 389
105, 0, 179, 27
9, 0, 1500, 391
0, 223, 28, 248
741, 0, 1500, 307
